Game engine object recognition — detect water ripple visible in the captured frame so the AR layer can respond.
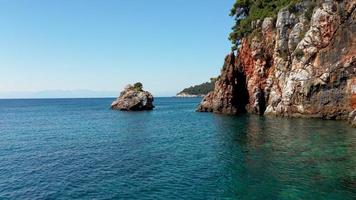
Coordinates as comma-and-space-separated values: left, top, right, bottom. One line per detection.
0, 98, 355, 199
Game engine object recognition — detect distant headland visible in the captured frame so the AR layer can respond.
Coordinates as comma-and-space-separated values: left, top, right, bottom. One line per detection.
176, 78, 217, 97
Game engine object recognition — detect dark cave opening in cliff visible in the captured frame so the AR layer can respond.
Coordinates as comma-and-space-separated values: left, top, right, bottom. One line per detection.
232, 69, 249, 114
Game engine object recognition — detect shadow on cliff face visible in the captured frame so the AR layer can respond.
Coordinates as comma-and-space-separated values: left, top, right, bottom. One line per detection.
257, 88, 266, 115
231, 65, 249, 114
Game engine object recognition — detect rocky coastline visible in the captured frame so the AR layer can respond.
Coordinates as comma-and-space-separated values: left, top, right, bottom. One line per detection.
176, 92, 204, 98
198, 0, 356, 127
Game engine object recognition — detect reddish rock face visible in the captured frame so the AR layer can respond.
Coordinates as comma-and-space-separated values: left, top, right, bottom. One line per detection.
349, 78, 356, 110
197, 53, 248, 114
198, 0, 356, 125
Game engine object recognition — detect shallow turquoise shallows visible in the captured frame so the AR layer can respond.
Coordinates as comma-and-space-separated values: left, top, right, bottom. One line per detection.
0, 98, 355, 199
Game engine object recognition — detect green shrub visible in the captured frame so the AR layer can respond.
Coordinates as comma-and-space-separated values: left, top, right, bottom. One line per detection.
305, 1, 317, 21
294, 48, 304, 59
248, 28, 263, 43
133, 82, 143, 91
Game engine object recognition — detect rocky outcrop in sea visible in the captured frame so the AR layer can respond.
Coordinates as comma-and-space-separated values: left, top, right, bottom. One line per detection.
111, 83, 154, 111
198, 0, 356, 126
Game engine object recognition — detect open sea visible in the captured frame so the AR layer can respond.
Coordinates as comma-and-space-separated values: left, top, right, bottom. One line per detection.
0, 97, 355, 200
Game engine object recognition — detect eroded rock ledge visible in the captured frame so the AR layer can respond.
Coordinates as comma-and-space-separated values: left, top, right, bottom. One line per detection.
198, 0, 356, 126
111, 83, 154, 111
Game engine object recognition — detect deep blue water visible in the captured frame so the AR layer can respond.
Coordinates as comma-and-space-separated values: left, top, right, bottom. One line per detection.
0, 97, 355, 200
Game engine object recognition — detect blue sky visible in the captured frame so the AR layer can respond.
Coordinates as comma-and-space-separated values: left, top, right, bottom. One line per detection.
0, 0, 234, 98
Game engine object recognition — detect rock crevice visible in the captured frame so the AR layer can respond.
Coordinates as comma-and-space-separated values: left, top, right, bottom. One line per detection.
197, 53, 249, 114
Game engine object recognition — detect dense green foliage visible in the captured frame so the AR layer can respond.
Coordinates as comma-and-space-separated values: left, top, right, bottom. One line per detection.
133, 82, 143, 91
229, 0, 300, 49
178, 78, 217, 95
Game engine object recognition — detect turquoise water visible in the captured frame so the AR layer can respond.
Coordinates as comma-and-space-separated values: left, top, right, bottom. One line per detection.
0, 98, 355, 199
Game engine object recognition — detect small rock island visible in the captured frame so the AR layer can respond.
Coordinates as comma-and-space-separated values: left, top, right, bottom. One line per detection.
111, 82, 154, 111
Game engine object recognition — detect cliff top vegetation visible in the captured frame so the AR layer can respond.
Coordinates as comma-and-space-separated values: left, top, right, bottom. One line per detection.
228, 0, 302, 50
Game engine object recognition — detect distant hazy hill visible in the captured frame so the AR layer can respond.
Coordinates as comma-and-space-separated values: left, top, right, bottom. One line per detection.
177, 78, 217, 97
0, 90, 118, 99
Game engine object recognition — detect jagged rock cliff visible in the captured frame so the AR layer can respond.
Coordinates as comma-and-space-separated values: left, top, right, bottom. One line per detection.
198, 0, 356, 125
197, 53, 249, 114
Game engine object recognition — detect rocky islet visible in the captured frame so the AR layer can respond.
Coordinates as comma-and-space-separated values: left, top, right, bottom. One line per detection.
111, 83, 154, 111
